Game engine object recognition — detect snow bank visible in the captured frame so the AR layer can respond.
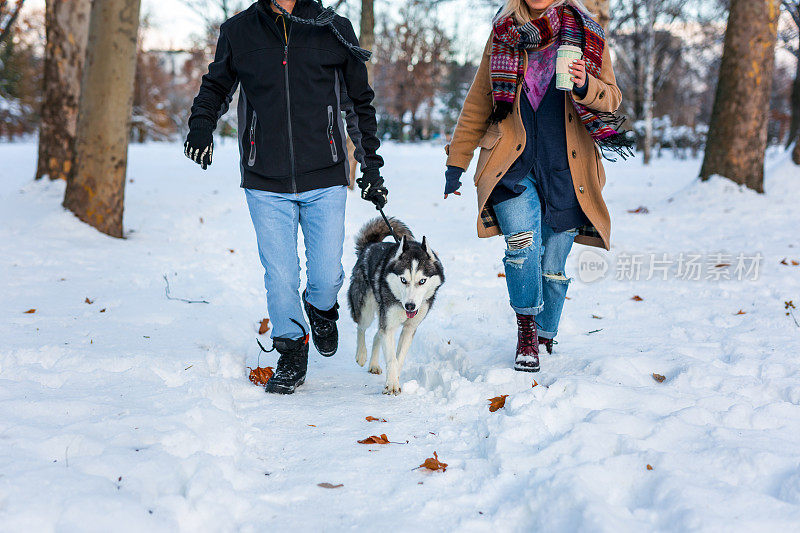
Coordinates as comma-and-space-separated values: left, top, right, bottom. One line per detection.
1, 142, 799, 531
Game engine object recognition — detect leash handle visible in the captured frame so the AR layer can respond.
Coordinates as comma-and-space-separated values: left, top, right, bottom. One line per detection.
378, 207, 400, 244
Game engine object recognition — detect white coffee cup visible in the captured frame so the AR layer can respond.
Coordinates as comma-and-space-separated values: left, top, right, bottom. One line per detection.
555, 45, 583, 91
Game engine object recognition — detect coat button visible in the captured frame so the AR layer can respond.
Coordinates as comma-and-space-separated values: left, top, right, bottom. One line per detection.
579, 186, 584, 193
516, 144, 522, 151
571, 150, 577, 158
496, 172, 502, 177
599, 91, 605, 100
568, 113, 573, 122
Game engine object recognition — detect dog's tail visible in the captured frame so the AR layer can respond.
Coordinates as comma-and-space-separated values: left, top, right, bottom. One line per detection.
355, 217, 414, 256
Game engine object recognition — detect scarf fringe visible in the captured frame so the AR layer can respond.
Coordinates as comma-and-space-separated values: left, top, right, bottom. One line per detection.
488, 102, 514, 124
594, 111, 627, 132
597, 132, 636, 162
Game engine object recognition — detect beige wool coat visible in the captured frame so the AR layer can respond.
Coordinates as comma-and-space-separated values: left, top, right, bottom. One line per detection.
445, 34, 623, 250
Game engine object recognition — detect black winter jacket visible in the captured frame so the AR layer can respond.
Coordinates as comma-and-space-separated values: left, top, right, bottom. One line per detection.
189, 0, 382, 193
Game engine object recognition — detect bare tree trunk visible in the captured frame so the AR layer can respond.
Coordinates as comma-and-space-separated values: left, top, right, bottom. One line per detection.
641, 0, 655, 165
786, 50, 799, 153
794, 139, 800, 164
35, 0, 91, 181
583, 0, 610, 28
360, 0, 374, 78
63, 0, 141, 238
699, 0, 780, 192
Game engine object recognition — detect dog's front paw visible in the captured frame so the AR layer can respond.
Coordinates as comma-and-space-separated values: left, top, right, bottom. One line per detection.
355, 350, 367, 367
382, 380, 401, 395
368, 364, 382, 375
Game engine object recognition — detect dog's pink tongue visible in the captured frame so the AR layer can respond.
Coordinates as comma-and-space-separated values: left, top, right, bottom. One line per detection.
406, 310, 418, 319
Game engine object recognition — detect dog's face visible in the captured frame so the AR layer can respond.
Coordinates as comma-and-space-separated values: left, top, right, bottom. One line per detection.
386, 236, 444, 318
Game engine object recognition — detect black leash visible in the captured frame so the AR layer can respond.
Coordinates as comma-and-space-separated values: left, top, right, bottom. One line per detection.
378, 207, 400, 244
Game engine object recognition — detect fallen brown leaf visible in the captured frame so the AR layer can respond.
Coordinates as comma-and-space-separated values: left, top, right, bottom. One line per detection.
358, 434, 391, 444
23, 309, 36, 314
780, 258, 789, 265
365, 416, 387, 422
100, 308, 106, 313
714, 263, 731, 268
229, 249, 235, 254
85, 297, 93, 304
627, 206, 649, 214
652, 373, 666, 383
734, 309, 746, 315
258, 318, 271, 335
591, 314, 603, 319
646, 464, 653, 471
488, 395, 509, 412
631, 295, 644, 301
307, 424, 317, 427
317, 482, 343, 489
497, 272, 506, 278
419, 451, 448, 472
532, 380, 538, 387
248, 366, 274, 386
793, 260, 799, 266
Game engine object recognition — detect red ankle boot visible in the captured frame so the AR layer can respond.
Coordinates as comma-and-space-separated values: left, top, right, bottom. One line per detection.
514, 313, 540, 372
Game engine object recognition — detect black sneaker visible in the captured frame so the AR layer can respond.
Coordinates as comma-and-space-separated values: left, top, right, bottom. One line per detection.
265, 335, 309, 395
302, 291, 339, 357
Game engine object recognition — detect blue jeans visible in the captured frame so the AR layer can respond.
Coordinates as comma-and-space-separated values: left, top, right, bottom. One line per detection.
492, 173, 577, 339
245, 186, 347, 340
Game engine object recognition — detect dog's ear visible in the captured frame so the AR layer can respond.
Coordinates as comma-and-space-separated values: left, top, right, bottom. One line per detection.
401, 235, 410, 253
422, 236, 438, 261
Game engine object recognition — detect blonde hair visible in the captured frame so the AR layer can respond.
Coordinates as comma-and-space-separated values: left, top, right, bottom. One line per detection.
494, 0, 594, 25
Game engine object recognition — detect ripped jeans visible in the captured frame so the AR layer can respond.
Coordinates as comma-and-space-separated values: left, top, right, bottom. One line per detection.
492, 173, 577, 339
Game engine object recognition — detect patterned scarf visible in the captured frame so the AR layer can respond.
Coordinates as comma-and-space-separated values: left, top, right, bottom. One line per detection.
490, 5, 633, 160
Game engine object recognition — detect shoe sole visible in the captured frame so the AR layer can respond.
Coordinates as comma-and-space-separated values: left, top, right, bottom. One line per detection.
514, 364, 540, 373
265, 376, 306, 395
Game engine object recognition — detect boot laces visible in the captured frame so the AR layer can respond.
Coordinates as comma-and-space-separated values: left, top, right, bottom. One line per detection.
517, 314, 537, 348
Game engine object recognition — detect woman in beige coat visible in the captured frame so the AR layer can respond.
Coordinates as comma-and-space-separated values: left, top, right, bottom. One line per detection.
444, 0, 629, 372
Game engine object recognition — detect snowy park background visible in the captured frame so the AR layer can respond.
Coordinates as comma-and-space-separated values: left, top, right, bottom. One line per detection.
2, 140, 800, 531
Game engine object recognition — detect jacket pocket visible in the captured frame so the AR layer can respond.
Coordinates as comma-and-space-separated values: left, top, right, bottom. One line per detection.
474, 128, 502, 183
247, 110, 257, 167
327, 105, 338, 163
544, 167, 580, 210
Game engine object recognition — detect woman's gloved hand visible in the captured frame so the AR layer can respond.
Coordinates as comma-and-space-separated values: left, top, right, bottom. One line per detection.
444, 165, 465, 199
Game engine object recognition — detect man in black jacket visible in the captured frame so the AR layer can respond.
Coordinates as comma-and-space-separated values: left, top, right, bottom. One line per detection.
184, 0, 387, 394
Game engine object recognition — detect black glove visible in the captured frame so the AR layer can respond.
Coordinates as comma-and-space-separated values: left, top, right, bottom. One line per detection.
184, 119, 214, 170
356, 168, 388, 209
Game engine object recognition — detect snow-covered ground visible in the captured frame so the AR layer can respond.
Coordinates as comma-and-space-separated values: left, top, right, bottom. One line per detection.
1, 140, 799, 532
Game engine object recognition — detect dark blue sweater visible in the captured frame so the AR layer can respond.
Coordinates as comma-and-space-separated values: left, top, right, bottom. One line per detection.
488, 75, 588, 233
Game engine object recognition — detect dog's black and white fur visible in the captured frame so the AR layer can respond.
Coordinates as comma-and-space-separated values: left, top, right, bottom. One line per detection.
348, 218, 444, 395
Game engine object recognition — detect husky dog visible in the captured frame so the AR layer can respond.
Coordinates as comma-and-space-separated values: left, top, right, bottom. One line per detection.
348, 218, 444, 395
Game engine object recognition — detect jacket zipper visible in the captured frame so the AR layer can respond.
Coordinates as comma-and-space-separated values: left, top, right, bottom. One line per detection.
327, 105, 338, 162
282, 23, 296, 193
247, 110, 257, 166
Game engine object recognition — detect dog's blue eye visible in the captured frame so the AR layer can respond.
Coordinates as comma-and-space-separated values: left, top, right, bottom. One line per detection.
419, 279, 426, 285
400, 277, 408, 284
